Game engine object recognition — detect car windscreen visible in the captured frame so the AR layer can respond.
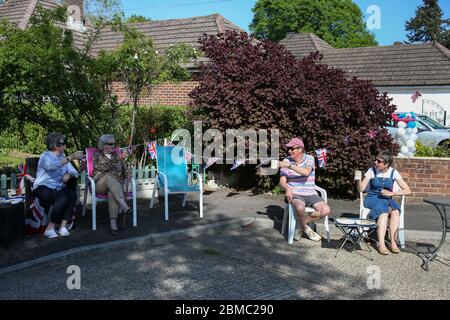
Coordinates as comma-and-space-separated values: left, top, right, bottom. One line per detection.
418, 115, 446, 129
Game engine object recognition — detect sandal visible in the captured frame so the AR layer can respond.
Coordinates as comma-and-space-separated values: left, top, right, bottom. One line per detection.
390, 246, 400, 254
377, 246, 389, 255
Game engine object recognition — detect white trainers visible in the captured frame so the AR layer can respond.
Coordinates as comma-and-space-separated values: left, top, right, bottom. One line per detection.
293, 229, 301, 241
44, 229, 58, 239
304, 227, 322, 242
58, 227, 70, 237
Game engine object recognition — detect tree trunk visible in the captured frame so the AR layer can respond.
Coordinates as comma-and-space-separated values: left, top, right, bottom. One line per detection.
129, 95, 139, 147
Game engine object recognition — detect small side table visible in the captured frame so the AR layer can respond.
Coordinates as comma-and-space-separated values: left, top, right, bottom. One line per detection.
422, 197, 450, 271
335, 218, 377, 260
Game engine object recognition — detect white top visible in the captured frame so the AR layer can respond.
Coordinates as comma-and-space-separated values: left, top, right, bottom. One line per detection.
364, 167, 401, 181
105, 153, 112, 160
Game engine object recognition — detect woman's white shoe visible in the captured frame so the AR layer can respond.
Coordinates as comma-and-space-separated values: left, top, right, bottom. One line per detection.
58, 227, 70, 237
44, 229, 59, 239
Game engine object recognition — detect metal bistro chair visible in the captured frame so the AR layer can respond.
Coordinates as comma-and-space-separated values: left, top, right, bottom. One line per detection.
359, 181, 406, 248
281, 186, 331, 244
82, 147, 137, 230
150, 145, 203, 221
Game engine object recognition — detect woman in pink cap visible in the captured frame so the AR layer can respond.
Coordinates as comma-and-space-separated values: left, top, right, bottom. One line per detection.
279, 137, 331, 241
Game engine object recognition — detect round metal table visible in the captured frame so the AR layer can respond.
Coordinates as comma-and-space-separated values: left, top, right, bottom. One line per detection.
423, 197, 450, 271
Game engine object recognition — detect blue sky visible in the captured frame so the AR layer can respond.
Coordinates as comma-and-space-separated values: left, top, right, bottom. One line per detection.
121, 0, 450, 46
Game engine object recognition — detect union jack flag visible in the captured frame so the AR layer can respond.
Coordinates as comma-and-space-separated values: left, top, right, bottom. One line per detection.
147, 141, 158, 159
16, 163, 27, 195
315, 148, 327, 168
204, 157, 220, 170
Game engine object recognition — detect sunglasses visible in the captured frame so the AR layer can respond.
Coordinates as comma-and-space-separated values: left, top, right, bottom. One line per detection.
288, 146, 301, 151
56, 141, 66, 147
105, 142, 116, 146
375, 159, 384, 164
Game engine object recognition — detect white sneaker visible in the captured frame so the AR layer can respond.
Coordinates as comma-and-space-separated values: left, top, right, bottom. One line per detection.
44, 229, 59, 239
294, 229, 301, 241
304, 227, 322, 242
58, 227, 70, 237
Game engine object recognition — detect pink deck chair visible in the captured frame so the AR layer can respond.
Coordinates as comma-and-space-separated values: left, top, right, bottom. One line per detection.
81, 147, 137, 230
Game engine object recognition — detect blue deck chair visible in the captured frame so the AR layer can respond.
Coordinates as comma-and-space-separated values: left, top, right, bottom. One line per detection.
150, 146, 203, 221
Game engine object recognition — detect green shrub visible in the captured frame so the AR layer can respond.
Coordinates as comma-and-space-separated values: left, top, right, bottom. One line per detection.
0, 104, 190, 169
415, 141, 450, 157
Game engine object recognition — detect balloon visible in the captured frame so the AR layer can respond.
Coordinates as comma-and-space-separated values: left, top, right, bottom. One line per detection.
397, 128, 406, 136
406, 140, 415, 148
410, 146, 416, 153
407, 121, 416, 128
397, 140, 405, 147
401, 146, 409, 154
406, 128, 414, 135
407, 151, 414, 157
397, 121, 406, 128
413, 128, 418, 134
402, 135, 409, 144
410, 134, 418, 141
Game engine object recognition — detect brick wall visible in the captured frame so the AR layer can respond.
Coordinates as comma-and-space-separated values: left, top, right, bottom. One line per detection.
395, 157, 450, 202
111, 81, 199, 106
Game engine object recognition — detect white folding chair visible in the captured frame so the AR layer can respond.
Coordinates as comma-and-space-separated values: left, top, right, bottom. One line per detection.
281, 186, 330, 244
359, 182, 406, 248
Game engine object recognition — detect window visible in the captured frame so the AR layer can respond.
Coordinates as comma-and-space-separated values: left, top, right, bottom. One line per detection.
418, 115, 445, 129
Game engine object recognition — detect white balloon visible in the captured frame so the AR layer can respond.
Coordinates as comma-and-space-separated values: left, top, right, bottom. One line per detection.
406, 140, 415, 148
410, 134, 418, 141
413, 128, 418, 134
397, 140, 405, 147
406, 128, 414, 135
397, 121, 406, 129
401, 146, 409, 154
402, 135, 409, 144
397, 128, 406, 136
410, 146, 416, 153
407, 151, 414, 157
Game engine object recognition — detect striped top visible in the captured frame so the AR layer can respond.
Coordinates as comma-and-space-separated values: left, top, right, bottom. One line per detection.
280, 155, 316, 196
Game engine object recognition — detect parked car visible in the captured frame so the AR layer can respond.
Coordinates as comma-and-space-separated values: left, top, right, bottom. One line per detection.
385, 113, 450, 148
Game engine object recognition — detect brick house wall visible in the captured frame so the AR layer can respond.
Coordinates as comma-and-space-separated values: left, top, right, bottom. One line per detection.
110, 81, 199, 106
395, 157, 450, 202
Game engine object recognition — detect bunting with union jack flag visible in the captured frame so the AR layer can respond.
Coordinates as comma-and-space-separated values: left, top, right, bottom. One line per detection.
147, 141, 158, 159
315, 148, 327, 168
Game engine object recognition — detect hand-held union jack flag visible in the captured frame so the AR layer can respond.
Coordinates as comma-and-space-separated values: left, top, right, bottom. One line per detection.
16, 163, 26, 195
147, 141, 158, 159
315, 148, 327, 168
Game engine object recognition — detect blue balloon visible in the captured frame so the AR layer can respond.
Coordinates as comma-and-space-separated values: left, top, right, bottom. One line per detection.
407, 121, 416, 128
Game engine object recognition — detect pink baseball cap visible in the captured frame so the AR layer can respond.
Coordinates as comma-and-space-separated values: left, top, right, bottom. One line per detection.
285, 137, 304, 148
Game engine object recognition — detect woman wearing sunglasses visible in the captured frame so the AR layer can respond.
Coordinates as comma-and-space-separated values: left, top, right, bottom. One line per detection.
33, 133, 84, 239
357, 150, 411, 255
93, 134, 132, 235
